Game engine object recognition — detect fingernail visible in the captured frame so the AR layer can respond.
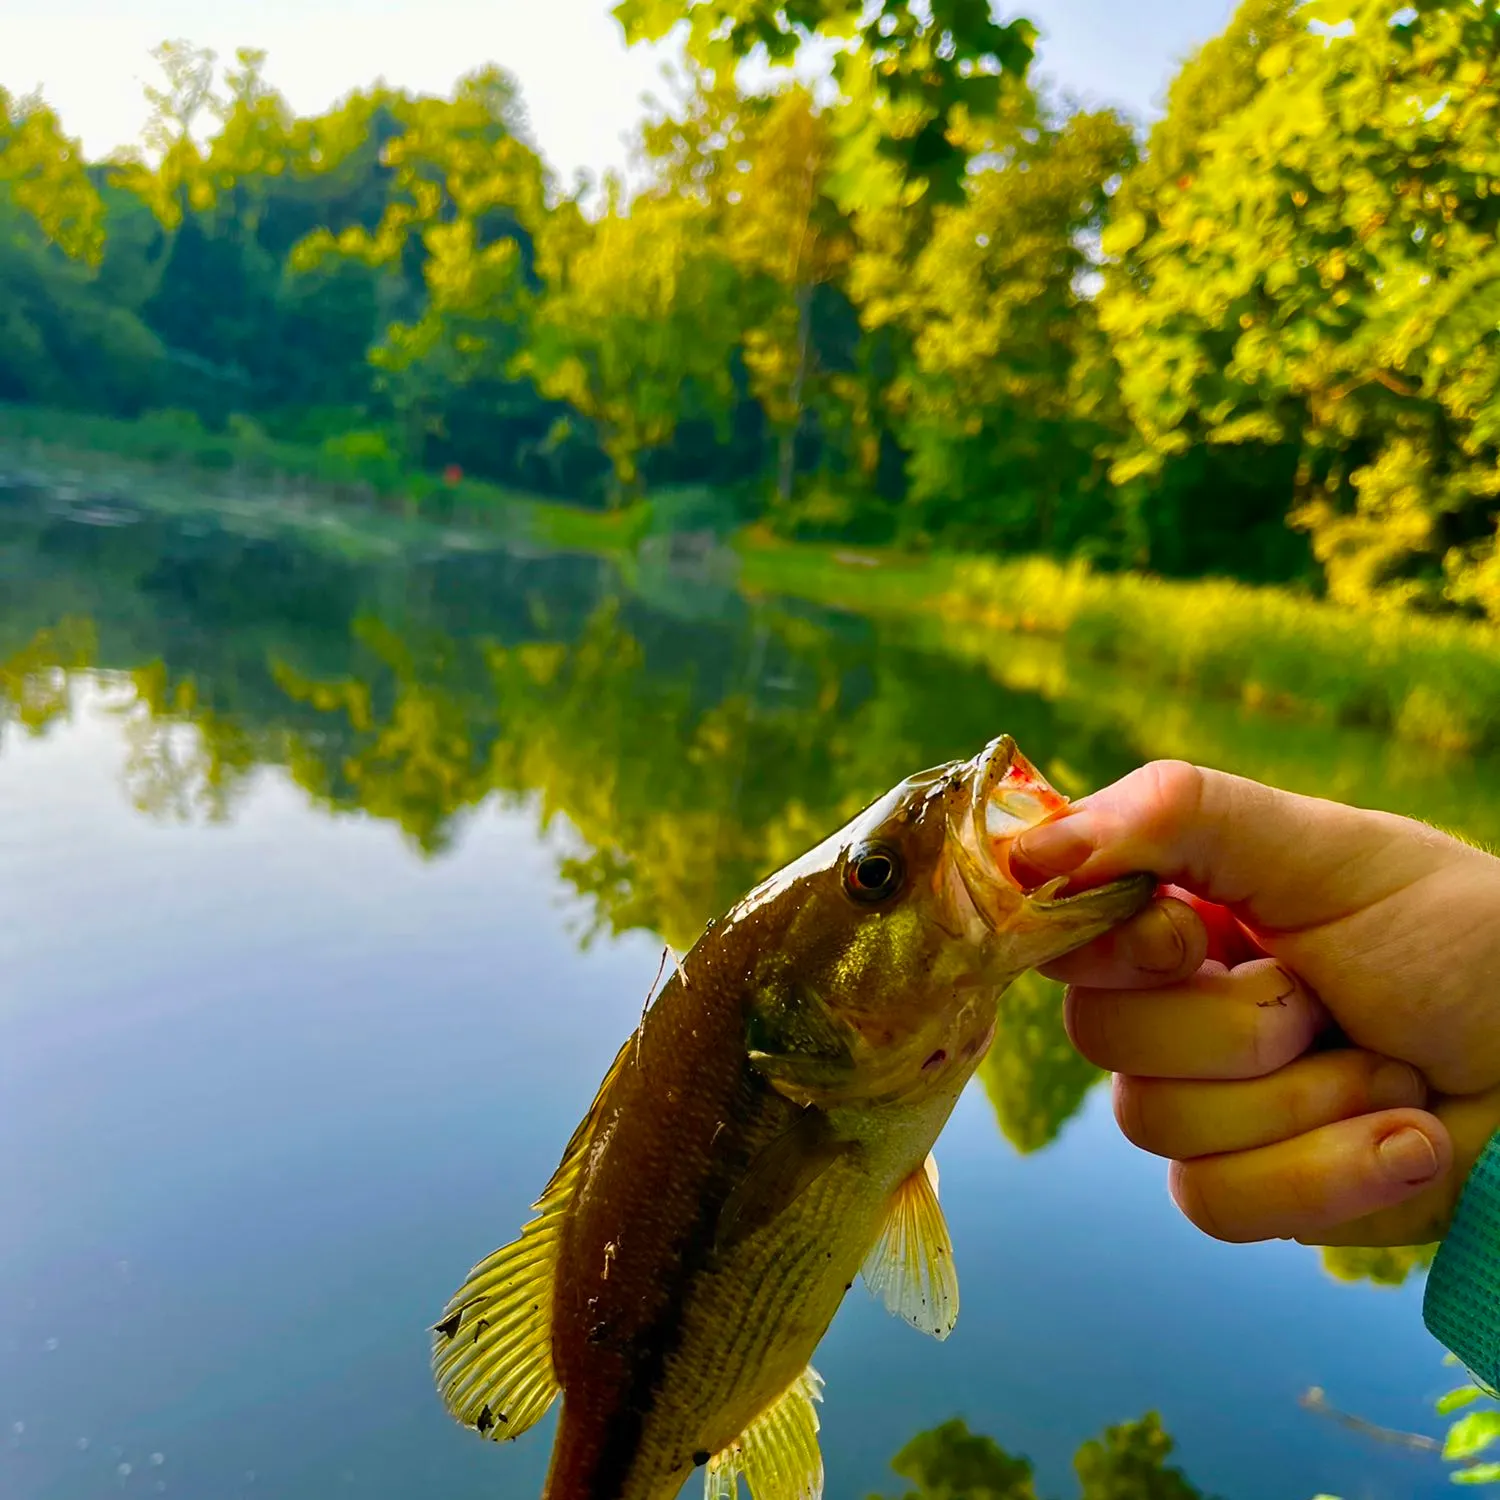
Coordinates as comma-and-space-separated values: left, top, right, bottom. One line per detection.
1369, 1060, 1426, 1111
1125, 902, 1187, 974
1014, 813, 1096, 877
1378, 1127, 1440, 1186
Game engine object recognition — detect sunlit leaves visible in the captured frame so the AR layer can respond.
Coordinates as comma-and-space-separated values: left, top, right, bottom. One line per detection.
0, 617, 96, 745
1439, 1386, 1487, 1418
110, 41, 218, 230
1446, 1411, 1500, 1463
851, 98, 1136, 550
1096, 0, 1500, 613
523, 195, 743, 495
615, 0, 1034, 208
284, 67, 549, 457
0, 88, 104, 263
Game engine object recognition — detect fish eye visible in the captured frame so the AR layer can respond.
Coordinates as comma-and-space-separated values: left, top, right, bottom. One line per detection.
843, 843, 905, 905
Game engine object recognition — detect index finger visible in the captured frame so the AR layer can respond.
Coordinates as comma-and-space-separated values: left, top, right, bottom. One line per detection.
1014, 761, 1465, 933
1040, 887, 1258, 988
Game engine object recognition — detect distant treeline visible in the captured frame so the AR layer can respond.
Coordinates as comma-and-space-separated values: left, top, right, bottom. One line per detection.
3, 0, 1499, 615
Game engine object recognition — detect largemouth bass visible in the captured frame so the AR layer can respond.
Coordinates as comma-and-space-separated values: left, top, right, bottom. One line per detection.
433, 735, 1152, 1500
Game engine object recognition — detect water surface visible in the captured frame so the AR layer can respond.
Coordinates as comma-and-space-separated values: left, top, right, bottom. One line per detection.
1, 480, 1485, 1499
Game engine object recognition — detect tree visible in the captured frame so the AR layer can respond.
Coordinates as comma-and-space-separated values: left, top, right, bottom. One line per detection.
615, 0, 1035, 209
871, 1414, 1209, 1500
203, 48, 296, 241
0, 618, 96, 748
291, 69, 554, 470
524, 191, 743, 499
1072, 1414, 1206, 1500
722, 88, 854, 503
111, 40, 218, 229
876, 1419, 1040, 1500
859, 98, 1136, 552
1096, 0, 1500, 608
0, 86, 104, 262
977, 971, 1103, 1154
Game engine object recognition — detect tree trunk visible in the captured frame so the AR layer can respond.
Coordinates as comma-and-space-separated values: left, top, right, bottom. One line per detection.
776, 283, 813, 505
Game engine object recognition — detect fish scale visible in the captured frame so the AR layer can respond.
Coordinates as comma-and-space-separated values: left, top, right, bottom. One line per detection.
430, 736, 1155, 1500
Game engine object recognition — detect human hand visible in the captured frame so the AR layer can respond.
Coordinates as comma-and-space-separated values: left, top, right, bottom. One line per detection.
1011, 761, 1500, 1248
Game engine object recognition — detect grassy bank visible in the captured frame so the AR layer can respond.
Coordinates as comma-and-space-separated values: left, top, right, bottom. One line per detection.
10, 404, 1500, 756
0, 403, 647, 557
740, 537, 1500, 756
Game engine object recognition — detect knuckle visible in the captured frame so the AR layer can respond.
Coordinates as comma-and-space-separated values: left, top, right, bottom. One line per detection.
1242, 966, 1313, 1076
1134, 760, 1208, 848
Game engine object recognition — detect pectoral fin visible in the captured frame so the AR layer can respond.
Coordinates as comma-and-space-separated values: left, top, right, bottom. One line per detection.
716, 1106, 855, 1251
704, 1366, 824, 1500
860, 1153, 959, 1340
431, 1034, 633, 1439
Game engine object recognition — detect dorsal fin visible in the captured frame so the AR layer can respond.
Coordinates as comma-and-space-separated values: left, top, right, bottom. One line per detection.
704, 1367, 824, 1500
860, 1153, 959, 1341
432, 1033, 634, 1439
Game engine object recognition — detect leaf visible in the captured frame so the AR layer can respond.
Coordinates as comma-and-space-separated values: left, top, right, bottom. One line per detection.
1452, 1464, 1500, 1486
1441, 1389, 1486, 1417
1445, 1412, 1500, 1462
1101, 211, 1147, 257
1257, 42, 1293, 82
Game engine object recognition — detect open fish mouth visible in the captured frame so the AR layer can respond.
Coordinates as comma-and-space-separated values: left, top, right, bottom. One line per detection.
947, 735, 1153, 928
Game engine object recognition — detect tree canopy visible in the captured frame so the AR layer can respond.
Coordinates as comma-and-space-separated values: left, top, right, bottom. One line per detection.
5, 0, 1500, 613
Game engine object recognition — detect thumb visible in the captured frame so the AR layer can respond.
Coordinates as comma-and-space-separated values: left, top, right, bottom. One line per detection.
1013, 760, 1465, 933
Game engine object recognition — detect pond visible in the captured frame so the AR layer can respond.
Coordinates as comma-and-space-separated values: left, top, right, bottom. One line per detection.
1, 477, 1489, 1500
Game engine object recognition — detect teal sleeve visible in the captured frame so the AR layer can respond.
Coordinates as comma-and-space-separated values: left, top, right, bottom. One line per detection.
1424, 1128, 1500, 1395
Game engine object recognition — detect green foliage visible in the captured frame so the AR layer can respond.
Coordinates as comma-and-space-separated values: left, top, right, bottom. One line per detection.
979, 970, 1102, 1153
1447, 1411, 1500, 1464
1097, 0, 1500, 608
11, 2, 1500, 617
1433, 1380, 1500, 1487
615, 0, 1034, 208
1319, 1242, 1436, 1287
0, 209, 168, 412
0, 86, 104, 262
524, 194, 743, 498
871, 1413, 1207, 1500
942, 554, 1500, 753
877, 1418, 1039, 1500
856, 100, 1137, 551
1072, 1414, 1204, 1500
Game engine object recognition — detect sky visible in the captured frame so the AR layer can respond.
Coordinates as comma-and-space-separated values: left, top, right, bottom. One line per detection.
3, 0, 1238, 183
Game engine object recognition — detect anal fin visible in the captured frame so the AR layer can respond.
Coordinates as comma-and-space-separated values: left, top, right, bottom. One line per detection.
704, 1367, 824, 1500
860, 1153, 959, 1340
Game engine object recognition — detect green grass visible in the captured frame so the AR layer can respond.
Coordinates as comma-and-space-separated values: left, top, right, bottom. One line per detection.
0, 402, 642, 557
739, 538, 1500, 755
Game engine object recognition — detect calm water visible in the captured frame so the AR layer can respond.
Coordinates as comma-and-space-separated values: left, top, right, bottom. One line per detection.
1, 479, 1491, 1500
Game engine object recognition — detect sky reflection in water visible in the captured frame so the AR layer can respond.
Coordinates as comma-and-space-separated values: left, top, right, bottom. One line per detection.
0, 485, 1473, 1499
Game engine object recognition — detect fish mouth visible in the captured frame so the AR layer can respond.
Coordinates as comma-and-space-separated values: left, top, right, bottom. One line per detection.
947, 735, 1154, 933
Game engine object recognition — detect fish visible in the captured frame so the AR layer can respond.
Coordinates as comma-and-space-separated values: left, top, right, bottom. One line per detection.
432, 734, 1154, 1500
